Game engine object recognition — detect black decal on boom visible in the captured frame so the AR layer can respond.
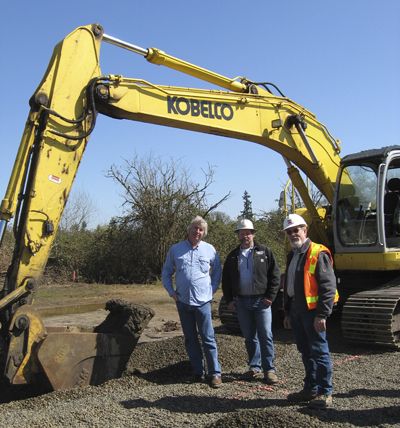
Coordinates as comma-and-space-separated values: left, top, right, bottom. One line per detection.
167, 96, 233, 121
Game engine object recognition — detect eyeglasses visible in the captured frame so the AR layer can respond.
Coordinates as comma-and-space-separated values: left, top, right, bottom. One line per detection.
285, 227, 304, 235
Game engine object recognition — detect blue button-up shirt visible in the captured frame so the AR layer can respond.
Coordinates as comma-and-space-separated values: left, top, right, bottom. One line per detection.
162, 240, 222, 306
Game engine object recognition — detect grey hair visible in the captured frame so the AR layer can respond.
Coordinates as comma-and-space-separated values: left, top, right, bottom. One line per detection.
187, 215, 208, 237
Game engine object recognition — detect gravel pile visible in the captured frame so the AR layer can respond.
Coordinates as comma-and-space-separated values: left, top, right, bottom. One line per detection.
0, 319, 399, 427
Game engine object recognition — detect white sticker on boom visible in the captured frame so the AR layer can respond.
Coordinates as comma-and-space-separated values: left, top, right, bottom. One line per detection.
48, 174, 61, 184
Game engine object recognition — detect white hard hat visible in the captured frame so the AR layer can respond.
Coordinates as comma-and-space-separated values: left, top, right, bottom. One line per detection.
235, 219, 255, 232
282, 214, 307, 231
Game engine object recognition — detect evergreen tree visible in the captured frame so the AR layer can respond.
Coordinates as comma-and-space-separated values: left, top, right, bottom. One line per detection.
240, 190, 254, 221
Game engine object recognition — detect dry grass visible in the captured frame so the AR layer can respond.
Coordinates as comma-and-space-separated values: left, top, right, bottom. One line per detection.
33, 282, 167, 307
33, 282, 223, 312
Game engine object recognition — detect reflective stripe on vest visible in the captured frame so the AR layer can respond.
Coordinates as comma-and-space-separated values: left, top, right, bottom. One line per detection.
304, 242, 339, 310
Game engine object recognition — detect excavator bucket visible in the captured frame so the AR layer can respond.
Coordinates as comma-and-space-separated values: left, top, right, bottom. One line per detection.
5, 299, 154, 390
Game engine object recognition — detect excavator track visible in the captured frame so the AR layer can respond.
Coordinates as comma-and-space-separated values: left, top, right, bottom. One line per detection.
341, 285, 400, 349
218, 297, 241, 333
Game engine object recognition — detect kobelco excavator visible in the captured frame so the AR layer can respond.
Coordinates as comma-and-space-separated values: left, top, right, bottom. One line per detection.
1, 23, 399, 391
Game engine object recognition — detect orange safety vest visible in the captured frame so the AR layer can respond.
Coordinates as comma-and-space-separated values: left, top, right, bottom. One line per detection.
304, 242, 339, 310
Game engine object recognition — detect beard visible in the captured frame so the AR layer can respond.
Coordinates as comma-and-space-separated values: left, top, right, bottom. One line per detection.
289, 238, 303, 249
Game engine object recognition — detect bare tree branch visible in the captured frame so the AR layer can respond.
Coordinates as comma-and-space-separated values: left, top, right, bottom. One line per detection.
107, 153, 230, 274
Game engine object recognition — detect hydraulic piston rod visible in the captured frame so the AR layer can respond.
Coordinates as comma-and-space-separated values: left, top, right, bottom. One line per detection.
102, 33, 247, 93
102, 33, 148, 56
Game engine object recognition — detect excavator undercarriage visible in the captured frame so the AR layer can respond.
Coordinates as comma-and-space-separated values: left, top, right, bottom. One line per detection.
341, 283, 400, 349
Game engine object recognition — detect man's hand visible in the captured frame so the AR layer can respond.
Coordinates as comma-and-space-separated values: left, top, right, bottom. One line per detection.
170, 292, 178, 302
314, 316, 326, 333
261, 298, 272, 307
283, 315, 291, 329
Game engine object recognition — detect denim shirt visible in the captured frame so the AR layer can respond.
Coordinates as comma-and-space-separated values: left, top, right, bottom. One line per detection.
238, 247, 254, 295
162, 240, 222, 306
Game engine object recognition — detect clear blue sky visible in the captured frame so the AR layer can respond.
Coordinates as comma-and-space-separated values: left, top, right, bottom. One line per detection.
1, 1, 399, 226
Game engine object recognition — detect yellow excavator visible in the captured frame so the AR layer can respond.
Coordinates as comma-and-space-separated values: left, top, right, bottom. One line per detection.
1, 23, 399, 391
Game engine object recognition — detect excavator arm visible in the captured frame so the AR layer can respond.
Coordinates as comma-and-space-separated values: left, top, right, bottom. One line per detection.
1, 24, 102, 299
0, 25, 156, 391
0, 23, 344, 389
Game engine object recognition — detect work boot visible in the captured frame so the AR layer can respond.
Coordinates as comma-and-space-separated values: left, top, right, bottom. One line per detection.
243, 369, 263, 381
308, 394, 333, 409
210, 374, 222, 388
264, 370, 279, 385
287, 389, 318, 403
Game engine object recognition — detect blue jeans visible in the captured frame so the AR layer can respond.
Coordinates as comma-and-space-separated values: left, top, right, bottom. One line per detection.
236, 296, 275, 373
176, 300, 221, 376
290, 307, 333, 395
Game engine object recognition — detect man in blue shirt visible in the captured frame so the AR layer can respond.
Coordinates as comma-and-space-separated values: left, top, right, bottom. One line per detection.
162, 216, 222, 388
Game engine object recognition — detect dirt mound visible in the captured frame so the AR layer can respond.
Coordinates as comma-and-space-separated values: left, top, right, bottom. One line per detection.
125, 332, 248, 377
94, 299, 155, 340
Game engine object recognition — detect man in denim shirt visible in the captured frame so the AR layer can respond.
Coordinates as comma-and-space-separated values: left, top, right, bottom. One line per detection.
162, 216, 222, 388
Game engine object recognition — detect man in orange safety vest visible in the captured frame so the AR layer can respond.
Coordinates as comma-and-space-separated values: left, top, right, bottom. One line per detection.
282, 213, 338, 409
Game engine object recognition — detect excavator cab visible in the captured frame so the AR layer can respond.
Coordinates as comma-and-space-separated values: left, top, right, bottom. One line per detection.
334, 146, 400, 348
334, 146, 400, 253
